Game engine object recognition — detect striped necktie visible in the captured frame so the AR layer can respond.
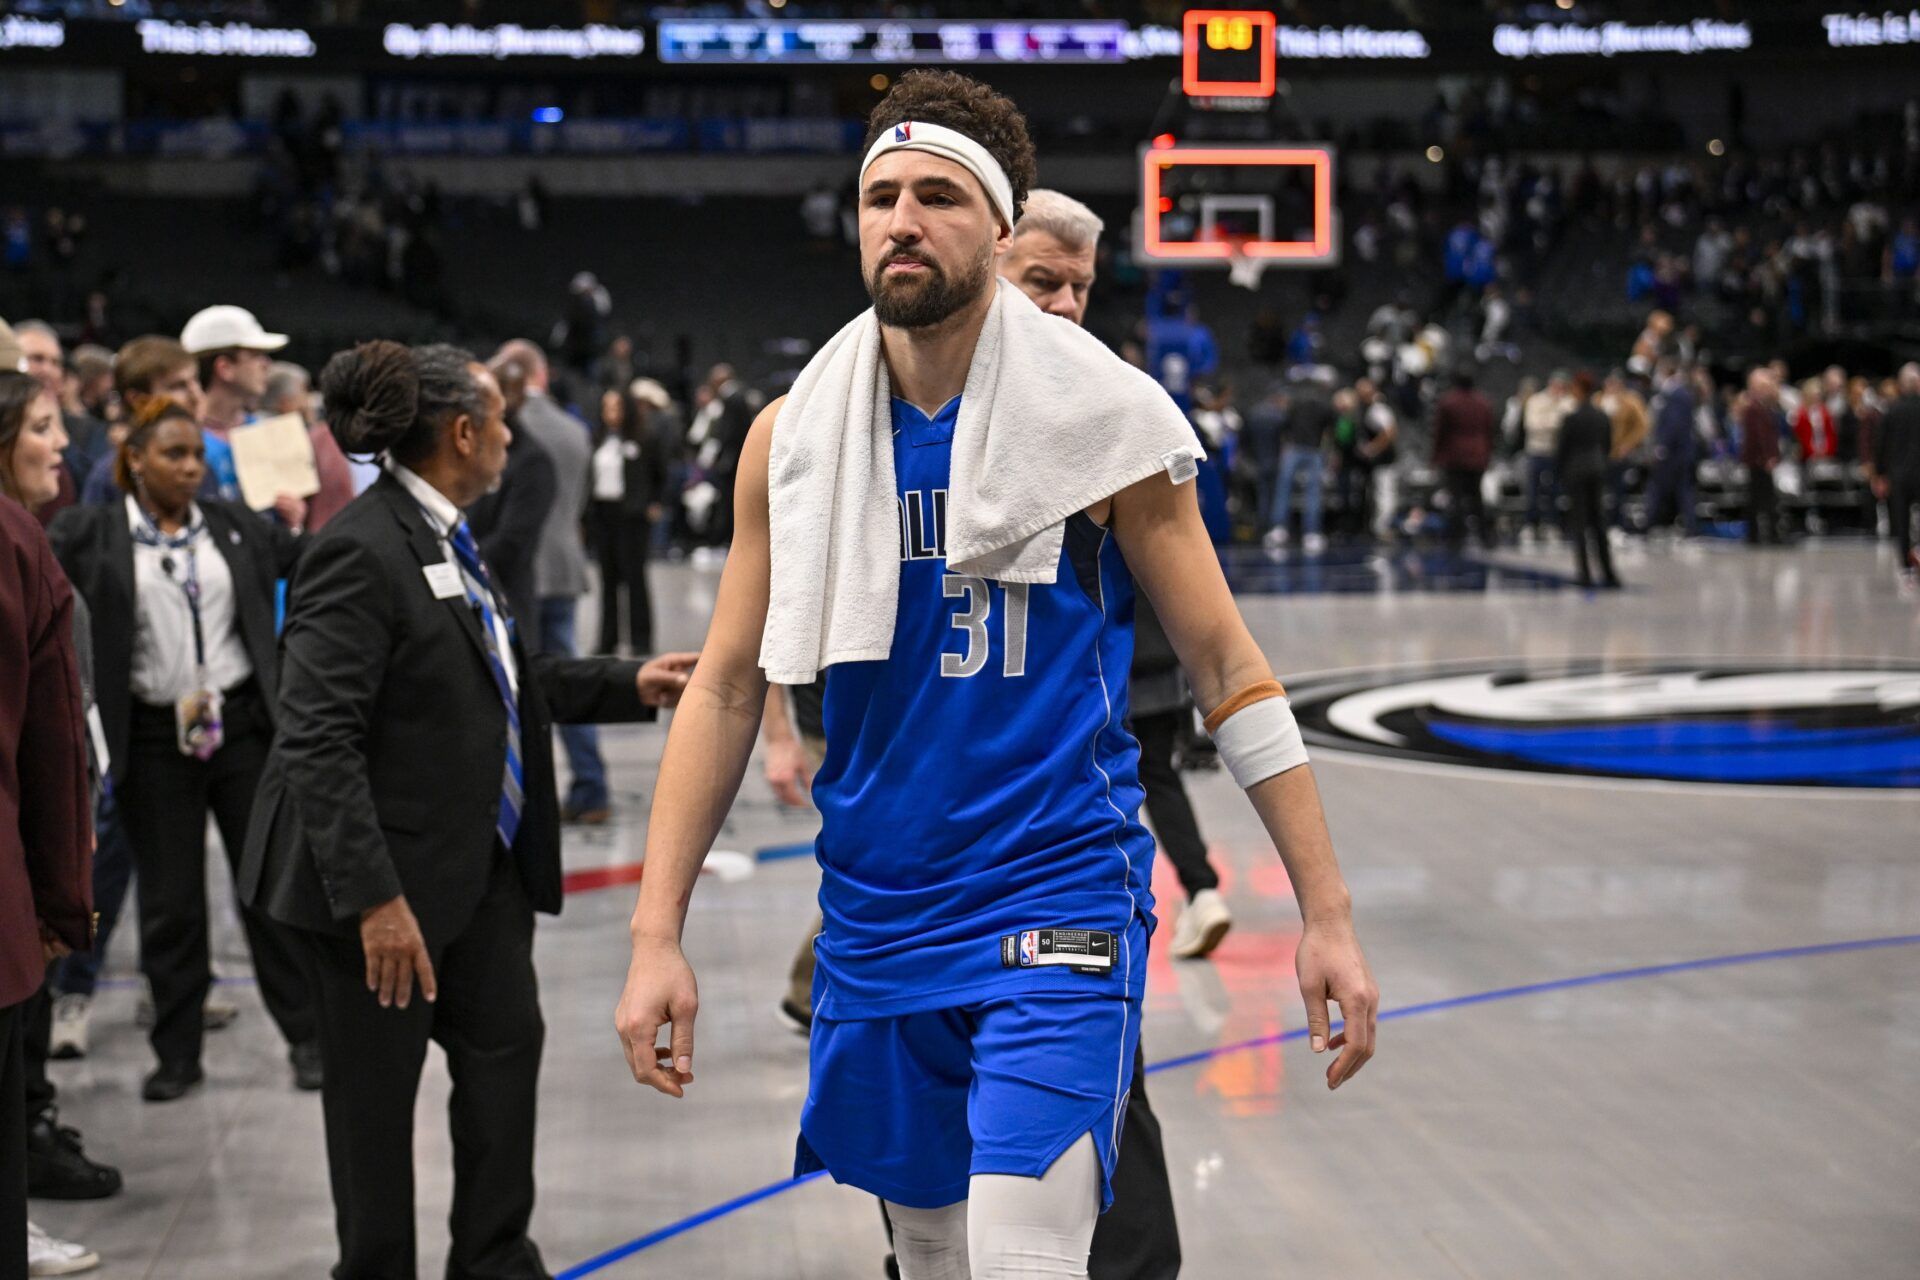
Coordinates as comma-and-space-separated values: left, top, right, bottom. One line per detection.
446, 519, 523, 851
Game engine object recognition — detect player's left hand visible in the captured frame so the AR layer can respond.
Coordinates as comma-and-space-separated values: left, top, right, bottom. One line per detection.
637, 652, 700, 707
1295, 914, 1377, 1090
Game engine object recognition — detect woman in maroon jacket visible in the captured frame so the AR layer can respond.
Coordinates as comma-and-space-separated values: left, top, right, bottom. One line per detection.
0, 477, 94, 1280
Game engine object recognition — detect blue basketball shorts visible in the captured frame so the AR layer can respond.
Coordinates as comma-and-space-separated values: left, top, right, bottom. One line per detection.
794, 990, 1142, 1212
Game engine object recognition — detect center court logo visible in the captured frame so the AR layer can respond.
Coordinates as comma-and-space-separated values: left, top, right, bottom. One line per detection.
1284, 660, 1920, 788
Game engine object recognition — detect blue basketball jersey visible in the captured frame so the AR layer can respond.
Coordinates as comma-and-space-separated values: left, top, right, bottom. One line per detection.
809, 396, 1157, 1020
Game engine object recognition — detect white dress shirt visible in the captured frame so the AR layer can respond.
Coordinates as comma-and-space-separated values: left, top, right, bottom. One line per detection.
387, 461, 519, 695
126, 496, 254, 705
591, 435, 629, 501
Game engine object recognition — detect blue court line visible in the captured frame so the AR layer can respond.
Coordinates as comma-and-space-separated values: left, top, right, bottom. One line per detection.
556, 931, 1920, 1279
756, 841, 817, 863
560, 1171, 831, 1277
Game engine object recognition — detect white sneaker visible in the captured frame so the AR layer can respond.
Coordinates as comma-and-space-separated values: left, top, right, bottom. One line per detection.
203, 988, 239, 1028
1261, 527, 1290, 550
49, 994, 90, 1060
1302, 532, 1327, 555
28, 1221, 100, 1275
1169, 888, 1233, 960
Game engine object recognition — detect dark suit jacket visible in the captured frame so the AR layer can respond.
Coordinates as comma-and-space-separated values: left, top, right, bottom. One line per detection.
240, 472, 652, 950
710, 386, 755, 486
1555, 404, 1615, 484
603, 424, 670, 520
1, 497, 92, 1008
47, 496, 300, 785
1739, 402, 1781, 470
466, 427, 556, 652
61, 410, 113, 490
1876, 394, 1920, 484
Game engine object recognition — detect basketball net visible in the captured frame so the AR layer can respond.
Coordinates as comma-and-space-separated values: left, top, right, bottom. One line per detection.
1226, 236, 1268, 291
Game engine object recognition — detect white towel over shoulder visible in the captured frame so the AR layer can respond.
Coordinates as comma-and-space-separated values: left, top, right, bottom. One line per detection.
760, 279, 1204, 685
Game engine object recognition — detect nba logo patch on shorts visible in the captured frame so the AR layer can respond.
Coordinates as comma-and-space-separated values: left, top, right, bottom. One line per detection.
1001, 928, 1114, 976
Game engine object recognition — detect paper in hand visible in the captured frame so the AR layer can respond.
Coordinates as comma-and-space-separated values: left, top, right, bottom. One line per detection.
228, 413, 321, 510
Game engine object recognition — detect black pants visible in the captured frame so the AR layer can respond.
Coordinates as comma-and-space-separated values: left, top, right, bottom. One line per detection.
295, 855, 547, 1280
1130, 709, 1219, 899
1564, 473, 1617, 586
1443, 467, 1495, 549
707, 473, 737, 548
1745, 466, 1779, 544
1336, 461, 1373, 537
2, 1001, 25, 1280
21, 977, 52, 1123
1643, 458, 1696, 534
590, 501, 653, 655
1088, 1041, 1182, 1279
120, 685, 314, 1068
1890, 477, 1917, 572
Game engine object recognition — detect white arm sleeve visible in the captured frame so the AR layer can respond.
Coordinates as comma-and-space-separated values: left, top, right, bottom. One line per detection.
1210, 696, 1310, 790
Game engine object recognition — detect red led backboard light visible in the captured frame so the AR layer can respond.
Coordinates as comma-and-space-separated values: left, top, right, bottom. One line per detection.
1141, 145, 1336, 263
1182, 10, 1276, 98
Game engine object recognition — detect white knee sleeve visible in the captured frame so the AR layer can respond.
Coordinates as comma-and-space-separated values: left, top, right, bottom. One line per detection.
886, 1199, 970, 1280
965, 1133, 1101, 1279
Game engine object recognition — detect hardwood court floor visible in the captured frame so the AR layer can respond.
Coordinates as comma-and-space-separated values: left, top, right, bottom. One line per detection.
36, 536, 1920, 1278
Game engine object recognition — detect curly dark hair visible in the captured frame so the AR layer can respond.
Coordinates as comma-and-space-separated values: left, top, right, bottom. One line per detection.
864, 70, 1037, 222
318, 340, 485, 464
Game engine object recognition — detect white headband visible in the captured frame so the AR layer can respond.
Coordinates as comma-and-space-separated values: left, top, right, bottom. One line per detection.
860, 120, 1016, 232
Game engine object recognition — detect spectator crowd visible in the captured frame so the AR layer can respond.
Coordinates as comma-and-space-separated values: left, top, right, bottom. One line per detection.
0, 299, 727, 1274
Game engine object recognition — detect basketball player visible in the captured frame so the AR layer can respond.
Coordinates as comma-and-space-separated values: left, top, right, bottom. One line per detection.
617, 72, 1377, 1279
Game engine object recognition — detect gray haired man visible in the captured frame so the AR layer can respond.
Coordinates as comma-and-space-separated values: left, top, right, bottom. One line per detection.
494, 339, 615, 822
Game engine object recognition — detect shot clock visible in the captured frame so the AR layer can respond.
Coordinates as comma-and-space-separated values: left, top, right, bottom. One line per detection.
1182, 9, 1277, 98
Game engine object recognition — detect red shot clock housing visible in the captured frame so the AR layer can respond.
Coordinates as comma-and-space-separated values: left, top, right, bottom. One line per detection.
1182, 10, 1277, 98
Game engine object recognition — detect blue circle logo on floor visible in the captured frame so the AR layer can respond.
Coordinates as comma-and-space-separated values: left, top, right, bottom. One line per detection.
1284, 660, 1920, 788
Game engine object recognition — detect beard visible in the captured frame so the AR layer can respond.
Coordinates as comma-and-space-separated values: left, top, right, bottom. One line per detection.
866, 244, 992, 329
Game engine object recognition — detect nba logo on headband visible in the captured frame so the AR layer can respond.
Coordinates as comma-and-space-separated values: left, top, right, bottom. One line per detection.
861, 119, 1015, 230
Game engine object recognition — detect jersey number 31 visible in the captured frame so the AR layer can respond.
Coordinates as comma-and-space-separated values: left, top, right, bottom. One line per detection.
942, 576, 1029, 679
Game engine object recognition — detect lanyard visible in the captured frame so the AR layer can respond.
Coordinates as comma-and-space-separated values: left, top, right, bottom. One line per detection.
134, 506, 208, 669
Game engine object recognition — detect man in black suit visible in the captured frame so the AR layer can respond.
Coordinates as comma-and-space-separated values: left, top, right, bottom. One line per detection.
467, 360, 555, 651
240, 341, 696, 1280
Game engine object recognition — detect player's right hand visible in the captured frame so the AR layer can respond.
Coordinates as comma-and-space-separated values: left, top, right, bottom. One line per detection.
615, 936, 699, 1097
